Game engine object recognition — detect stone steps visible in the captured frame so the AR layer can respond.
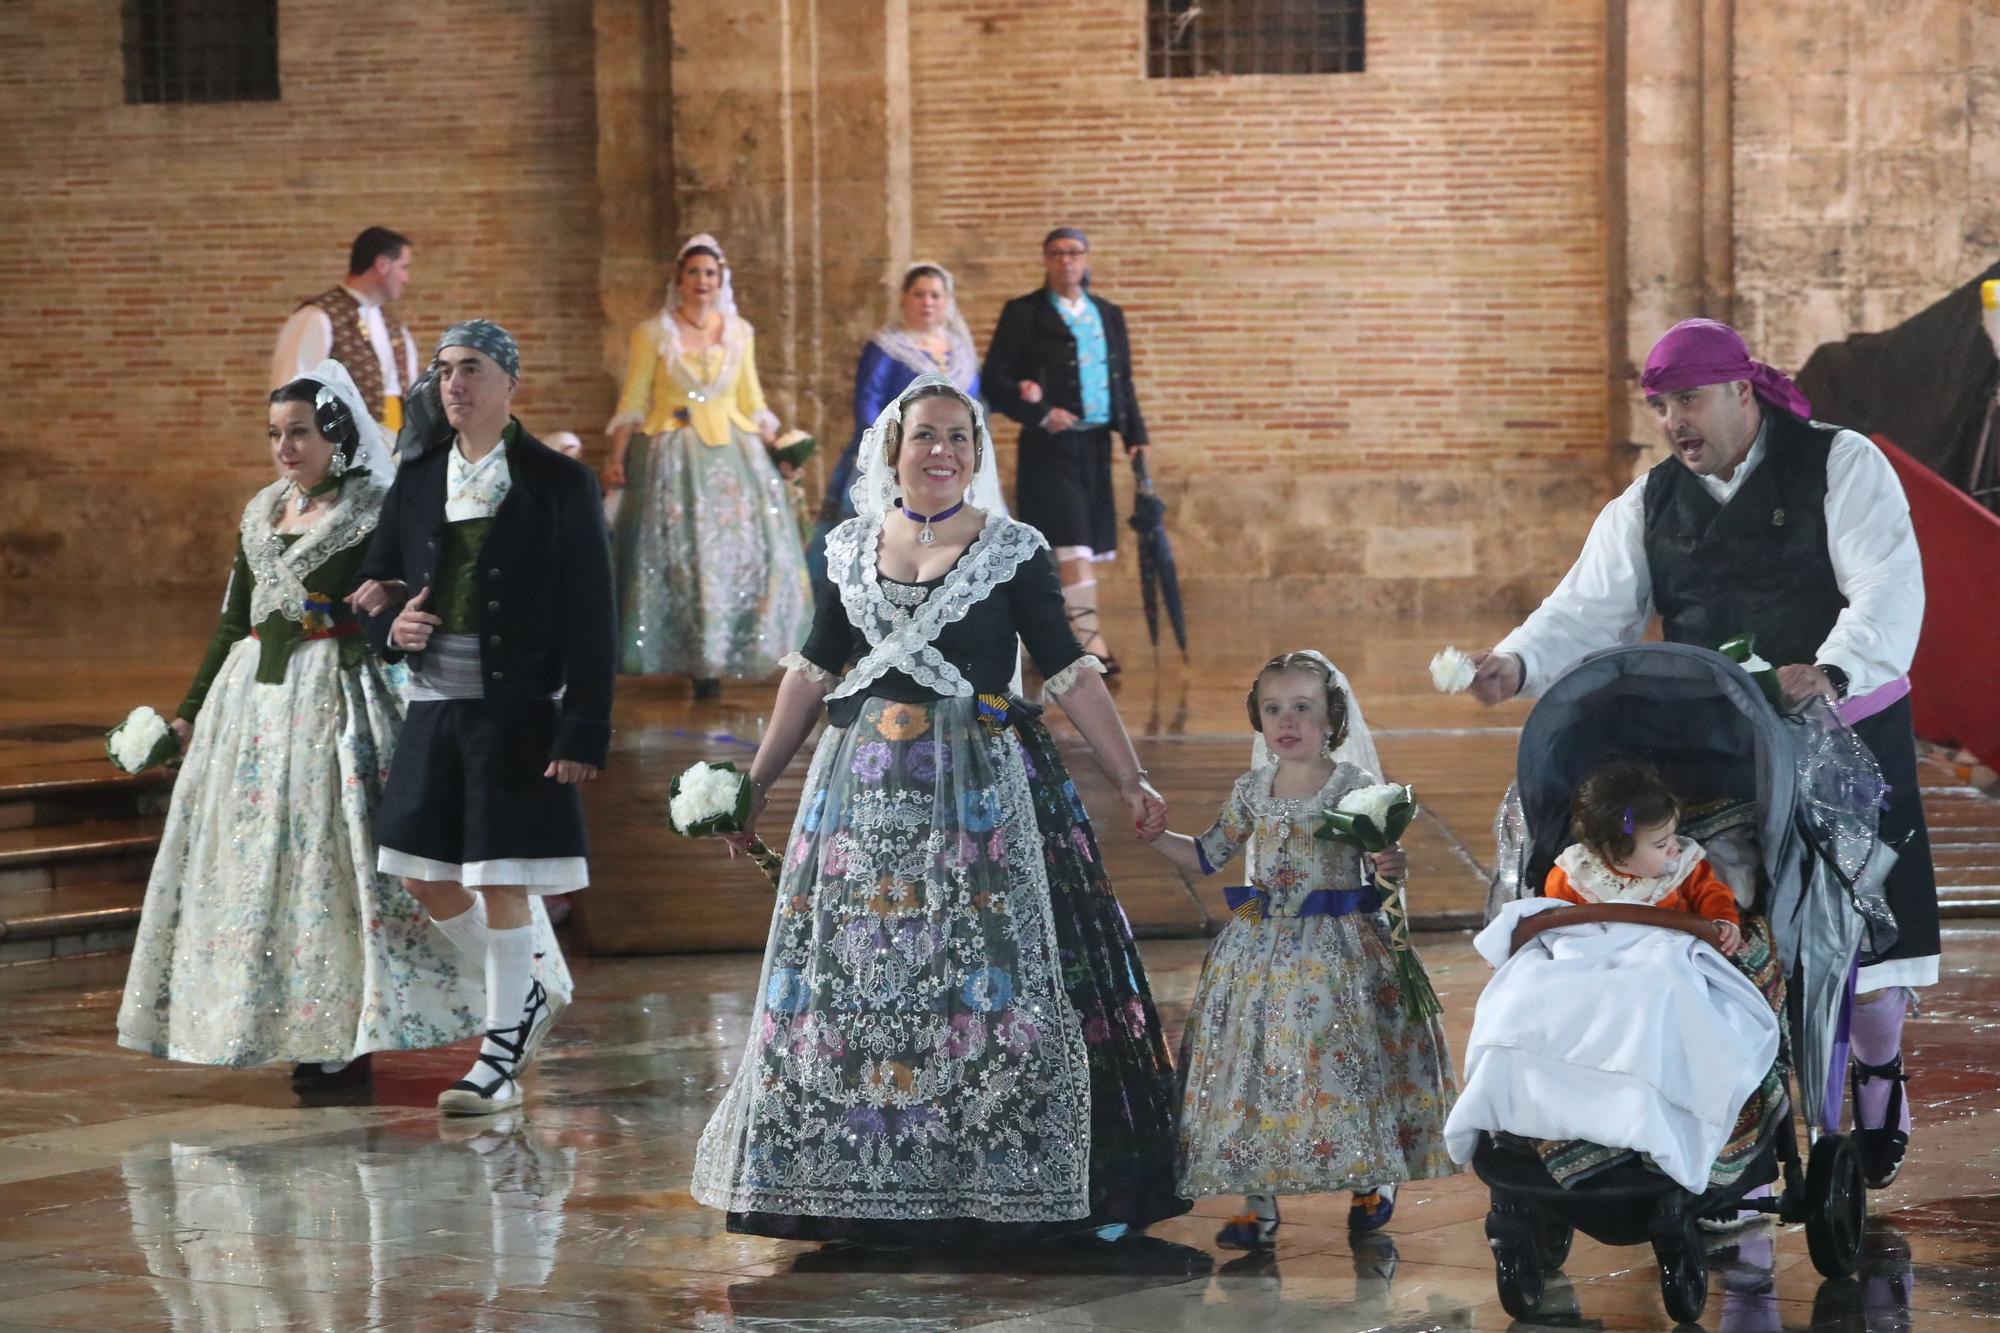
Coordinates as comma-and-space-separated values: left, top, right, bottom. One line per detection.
0, 736, 167, 967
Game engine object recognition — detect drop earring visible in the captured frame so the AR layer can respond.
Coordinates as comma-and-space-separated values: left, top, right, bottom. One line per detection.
1321, 732, 1337, 760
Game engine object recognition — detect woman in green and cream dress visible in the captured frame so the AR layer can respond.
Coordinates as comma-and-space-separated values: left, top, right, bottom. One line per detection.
116, 360, 569, 1083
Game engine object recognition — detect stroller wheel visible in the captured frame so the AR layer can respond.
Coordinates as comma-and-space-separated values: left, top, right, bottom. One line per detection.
1535, 1212, 1574, 1270
1805, 1134, 1868, 1279
1656, 1238, 1708, 1325
1493, 1242, 1544, 1319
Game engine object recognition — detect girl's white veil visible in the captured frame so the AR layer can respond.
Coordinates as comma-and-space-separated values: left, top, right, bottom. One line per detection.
1251, 652, 1383, 779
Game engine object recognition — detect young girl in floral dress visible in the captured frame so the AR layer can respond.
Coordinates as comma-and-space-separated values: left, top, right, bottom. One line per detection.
1143, 651, 1457, 1248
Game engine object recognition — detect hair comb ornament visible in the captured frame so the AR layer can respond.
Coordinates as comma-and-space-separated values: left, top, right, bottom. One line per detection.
1621, 807, 1636, 836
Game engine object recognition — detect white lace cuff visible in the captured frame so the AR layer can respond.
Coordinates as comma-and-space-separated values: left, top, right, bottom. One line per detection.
753, 408, 782, 436
780, 652, 838, 688
603, 409, 645, 435
1044, 654, 1107, 696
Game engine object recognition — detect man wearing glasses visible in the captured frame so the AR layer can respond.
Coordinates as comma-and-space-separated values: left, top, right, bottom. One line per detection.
983, 226, 1151, 674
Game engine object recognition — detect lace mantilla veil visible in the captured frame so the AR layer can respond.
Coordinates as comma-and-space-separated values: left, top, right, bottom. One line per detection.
665, 232, 739, 319
839, 373, 1024, 694
303, 358, 395, 486
848, 373, 1009, 521
1251, 652, 1384, 779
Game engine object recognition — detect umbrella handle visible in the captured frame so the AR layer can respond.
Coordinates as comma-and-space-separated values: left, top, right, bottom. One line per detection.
1130, 451, 1155, 495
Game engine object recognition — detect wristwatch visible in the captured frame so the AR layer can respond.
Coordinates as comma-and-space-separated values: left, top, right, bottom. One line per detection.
1815, 663, 1849, 700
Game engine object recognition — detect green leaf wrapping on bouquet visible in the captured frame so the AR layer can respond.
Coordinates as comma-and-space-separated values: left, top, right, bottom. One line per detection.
1377, 877, 1444, 1025
1716, 635, 1785, 709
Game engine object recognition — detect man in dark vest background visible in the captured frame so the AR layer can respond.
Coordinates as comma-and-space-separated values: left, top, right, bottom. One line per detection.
272, 226, 421, 435
1467, 318, 1937, 1204
982, 226, 1150, 673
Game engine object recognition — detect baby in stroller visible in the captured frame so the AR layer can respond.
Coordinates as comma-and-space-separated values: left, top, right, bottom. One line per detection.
1446, 762, 1782, 1199
1451, 643, 1875, 1323
1518, 760, 1745, 957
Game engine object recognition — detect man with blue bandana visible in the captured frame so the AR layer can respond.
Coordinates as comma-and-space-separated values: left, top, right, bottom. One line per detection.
354, 319, 616, 1117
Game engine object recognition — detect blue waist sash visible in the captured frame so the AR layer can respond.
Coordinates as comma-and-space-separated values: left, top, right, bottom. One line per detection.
1223, 884, 1382, 922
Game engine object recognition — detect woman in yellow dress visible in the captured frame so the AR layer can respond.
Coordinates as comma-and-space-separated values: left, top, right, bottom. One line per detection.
601, 234, 811, 696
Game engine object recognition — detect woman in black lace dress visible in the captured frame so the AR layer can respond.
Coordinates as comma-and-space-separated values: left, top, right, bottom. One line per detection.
692, 375, 1187, 1242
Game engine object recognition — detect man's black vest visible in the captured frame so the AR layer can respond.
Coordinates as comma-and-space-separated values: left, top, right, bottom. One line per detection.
1641, 412, 1848, 668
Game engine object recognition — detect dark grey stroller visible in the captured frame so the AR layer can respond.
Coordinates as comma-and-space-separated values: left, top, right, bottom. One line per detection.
1476, 644, 1891, 1324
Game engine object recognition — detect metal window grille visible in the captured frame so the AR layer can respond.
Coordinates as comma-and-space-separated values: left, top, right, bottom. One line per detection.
1147, 0, 1365, 78
122, 0, 280, 105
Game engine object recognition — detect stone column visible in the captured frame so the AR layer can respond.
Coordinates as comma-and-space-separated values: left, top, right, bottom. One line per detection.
666, 0, 910, 449
1615, 0, 1733, 479
592, 0, 677, 390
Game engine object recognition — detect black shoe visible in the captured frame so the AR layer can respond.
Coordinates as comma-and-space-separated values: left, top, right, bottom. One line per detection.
291, 1053, 372, 1085
292, 1054, 374, 1104
1852, 1053, 1910, 1189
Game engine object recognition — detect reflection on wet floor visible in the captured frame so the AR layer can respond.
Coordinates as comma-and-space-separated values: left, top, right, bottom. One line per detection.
0, 929, 1994, 1329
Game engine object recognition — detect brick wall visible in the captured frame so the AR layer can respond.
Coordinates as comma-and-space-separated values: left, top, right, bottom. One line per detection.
1734, 1, 2000, 374
0, 0, 606, 587
3, 0, 1619, 614
904, 0, 1614, 613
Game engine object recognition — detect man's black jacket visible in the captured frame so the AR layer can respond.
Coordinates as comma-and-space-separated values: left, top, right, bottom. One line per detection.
982, 287, 1149, 446
359, 422, 617, 769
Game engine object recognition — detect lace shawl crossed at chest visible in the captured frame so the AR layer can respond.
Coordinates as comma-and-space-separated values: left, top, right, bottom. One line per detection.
238, 476, 386, 627
651, 308, 754, 402
824, 513, 1044, 701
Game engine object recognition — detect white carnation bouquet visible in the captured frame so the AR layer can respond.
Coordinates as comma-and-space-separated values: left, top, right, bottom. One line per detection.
668, 760, 782, 885
105, 706, 179, 775
1429, 646, 1477, 694
1315, 782, 1417, 852
1315, 781, 1442, 1022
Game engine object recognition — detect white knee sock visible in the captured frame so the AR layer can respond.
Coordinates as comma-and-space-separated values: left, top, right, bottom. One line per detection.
431, 894, 490, 964
459, 925, 537, 1091
484, 925, 535, 1033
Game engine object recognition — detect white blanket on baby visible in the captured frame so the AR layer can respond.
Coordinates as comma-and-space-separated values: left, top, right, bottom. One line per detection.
1443, 899, 1780, 1192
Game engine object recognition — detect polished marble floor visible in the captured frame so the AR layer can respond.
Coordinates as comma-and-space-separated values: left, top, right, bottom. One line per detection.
1, 923, 1997, 1331
5, 585, 2000, 1328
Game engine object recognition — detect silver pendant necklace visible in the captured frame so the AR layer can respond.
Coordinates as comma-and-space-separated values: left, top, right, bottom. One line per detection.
900, 500, 964, 547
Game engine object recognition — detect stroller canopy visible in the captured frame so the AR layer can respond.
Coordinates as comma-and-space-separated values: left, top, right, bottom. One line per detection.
1514, 644, 1798, 911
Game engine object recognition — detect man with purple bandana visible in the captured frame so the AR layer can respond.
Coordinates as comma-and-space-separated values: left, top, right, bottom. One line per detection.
1468, 318, 1936, 1199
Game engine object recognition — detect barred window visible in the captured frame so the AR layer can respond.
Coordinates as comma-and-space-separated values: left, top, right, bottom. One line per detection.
122, 0, 280, 105
1147, 0, 1365, 78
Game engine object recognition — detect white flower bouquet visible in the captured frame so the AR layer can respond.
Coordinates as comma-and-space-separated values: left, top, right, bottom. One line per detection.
1429, 646, 1477, 695
105, 706, 179, 775
668, 760, 782, 885
1315, 781, 1441, 1022
1717, 635, 1784, 709
1315, 782, 1418, 852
